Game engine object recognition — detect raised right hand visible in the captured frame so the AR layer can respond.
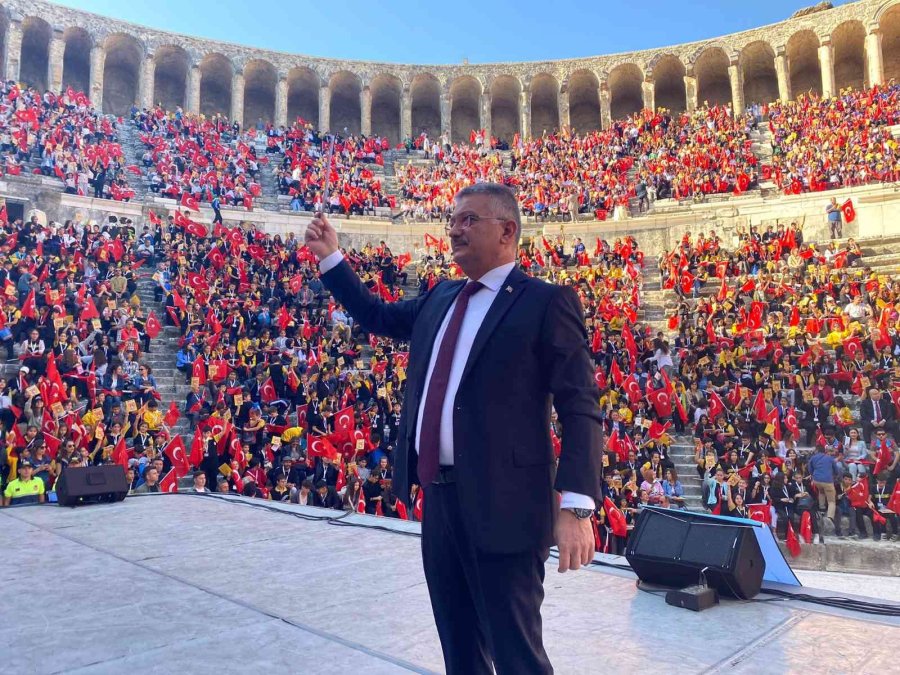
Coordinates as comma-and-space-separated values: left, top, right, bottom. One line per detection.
304, 213, 339, 261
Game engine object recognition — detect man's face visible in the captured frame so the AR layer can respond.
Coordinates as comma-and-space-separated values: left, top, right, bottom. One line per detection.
194, 474, 206, 488
145, 468, 159, 484
448, 194, 514, 274
19, 466, 33, 480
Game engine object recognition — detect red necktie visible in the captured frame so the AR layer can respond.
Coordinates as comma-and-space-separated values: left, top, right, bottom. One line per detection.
418, 281, 483, 486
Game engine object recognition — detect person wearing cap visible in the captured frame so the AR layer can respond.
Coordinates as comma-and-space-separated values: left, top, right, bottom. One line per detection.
3, 461, 45, 506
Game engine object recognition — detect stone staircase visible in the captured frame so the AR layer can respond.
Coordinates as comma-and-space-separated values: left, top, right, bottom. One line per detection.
116, 121, 152, 202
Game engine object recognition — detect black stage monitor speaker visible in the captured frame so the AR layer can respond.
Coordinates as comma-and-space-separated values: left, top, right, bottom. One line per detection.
55, 465, 129, 507
625, 507, 765, 599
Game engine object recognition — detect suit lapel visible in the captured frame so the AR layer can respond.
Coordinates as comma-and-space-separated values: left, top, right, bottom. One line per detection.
460, 267, 528, 385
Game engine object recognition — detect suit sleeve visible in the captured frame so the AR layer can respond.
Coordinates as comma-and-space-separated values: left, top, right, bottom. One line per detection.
320, 258, 428, 342
540, 285, 605, 501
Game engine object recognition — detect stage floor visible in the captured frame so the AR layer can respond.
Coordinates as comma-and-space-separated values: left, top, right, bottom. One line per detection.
3, 494, 899, 674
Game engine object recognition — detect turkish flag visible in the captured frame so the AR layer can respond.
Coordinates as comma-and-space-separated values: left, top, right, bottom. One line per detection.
185, 220, 208, 238
159, 469, 179, 493
413, 489, 424, 521
842, 336, 863, 359
748, 504, 771, 525
647, 388, 673, 418
357, 493, 366, 513
187, 357, 204, 385
308, 435, 338, 460
785, 407, 801, 439
189, 430, 203, 468
163, 401, 180, 428
171, 289, 187, 312
180, 193, 200, 212
113, 436, 129, 471
785, 521, 801, 557
43, 433, 61, 459
800, 511, 813, 544
841, 199, 856, 223
21, 289, 36, 319
874, 444, 894, 475
260, 377, 277, 403
648, 420, 671, 440
145, 312, 161, 339
334, 406, 355, 439
887, 482, 900, 514
623, 374, 642, 404
163, 435, 191, 478
295, 404, 308, 429
610, 359, 625, 387
604, 496, 628, 538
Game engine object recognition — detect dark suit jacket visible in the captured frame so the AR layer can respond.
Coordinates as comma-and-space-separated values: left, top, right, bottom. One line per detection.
860, 399, 894, 426
312, 487, 342, 509
322, 259, 604, 554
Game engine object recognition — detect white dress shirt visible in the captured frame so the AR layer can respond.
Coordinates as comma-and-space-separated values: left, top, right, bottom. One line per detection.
320, 252, 593, 509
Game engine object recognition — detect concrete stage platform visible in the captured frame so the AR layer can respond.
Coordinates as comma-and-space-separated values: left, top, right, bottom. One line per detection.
3, 494, 900, 674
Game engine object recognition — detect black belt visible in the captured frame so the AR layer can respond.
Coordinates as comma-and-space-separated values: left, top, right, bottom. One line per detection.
432, 465, 456, 484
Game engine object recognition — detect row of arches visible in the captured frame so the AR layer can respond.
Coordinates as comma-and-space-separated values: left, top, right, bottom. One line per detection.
7, 9, 900, 142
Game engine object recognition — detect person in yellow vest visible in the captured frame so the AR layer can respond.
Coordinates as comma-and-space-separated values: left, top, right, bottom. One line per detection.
3, 461, 45, 506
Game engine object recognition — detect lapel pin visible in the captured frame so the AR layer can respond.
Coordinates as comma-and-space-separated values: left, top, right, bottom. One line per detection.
505, 285, 513, 293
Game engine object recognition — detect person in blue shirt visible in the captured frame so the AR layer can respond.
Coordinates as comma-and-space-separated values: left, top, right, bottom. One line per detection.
808, 444, 840, 521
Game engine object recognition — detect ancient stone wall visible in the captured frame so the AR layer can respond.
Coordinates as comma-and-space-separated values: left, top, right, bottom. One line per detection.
1, 0, 899, 143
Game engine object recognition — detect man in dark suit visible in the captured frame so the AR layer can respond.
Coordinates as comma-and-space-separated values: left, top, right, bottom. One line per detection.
312, 479, 342, 509
860, 388, 897, 443
313, 456, 339, 487
305, 183, 603, 674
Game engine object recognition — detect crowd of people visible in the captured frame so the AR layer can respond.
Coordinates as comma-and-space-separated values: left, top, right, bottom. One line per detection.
766, 83, 900, 194
0, 82, 135, 201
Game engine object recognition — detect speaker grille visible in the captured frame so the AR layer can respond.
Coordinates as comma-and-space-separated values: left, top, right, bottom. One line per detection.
681, 523, 738, 568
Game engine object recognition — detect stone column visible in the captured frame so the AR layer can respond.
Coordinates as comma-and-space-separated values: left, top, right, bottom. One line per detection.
642, 79, 655, 112
480, 91, 491, 140
520, 86, 531, 140
5, 20, 23, 83
683, 74, 698, 112
318, 83, 330, 132
400, 86, 412, 140
599, 84, 611, 130
230, 71, 244, 127
728, 62, 744, 113
866, 30, 884, 88
818, 39, 835, 98
360, 86, 372, 136
48, 32, 66, 94
89, 45, 106, 110
440, 90, 451, 139
275, 76, 288, 127
774, 50, 791, 101
138, 54, 155, 110
558, 86, 570, 129
186, 64, 201, 115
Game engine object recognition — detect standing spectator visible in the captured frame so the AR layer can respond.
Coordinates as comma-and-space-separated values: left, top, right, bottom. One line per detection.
808, 445, 839, 522
826, 197, 842, 239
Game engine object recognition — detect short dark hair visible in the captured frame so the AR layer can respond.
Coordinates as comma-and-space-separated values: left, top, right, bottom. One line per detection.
454, 182, 521, 242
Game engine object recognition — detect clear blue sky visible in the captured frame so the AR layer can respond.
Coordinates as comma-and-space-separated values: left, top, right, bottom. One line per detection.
57, 0, 852, 64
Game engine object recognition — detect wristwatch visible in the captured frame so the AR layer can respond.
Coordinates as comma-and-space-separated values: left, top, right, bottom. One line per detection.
563, 507, 593, 520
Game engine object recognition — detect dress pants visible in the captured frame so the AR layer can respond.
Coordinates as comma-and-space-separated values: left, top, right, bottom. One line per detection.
422, 482, 552, 675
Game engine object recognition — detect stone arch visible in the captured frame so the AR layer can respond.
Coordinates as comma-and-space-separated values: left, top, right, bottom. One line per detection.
286, 66, 318, 127
370, 73, 401, 141
786, 29, 822, 97
882, 3, 900, 83
61, 26, 91, 93
20, 16, 51, 90
102, 32, 143, 115
651, 55, 686, 112
329, 70, 361, 134
449, 75, 481, 143
609, 63, 643, 119
199, 52, 232, 117
567, 69, 600, 132
410, 72, 440, 139
490, 74, 521, 142
694, 46, 731, 107
243, 58, 276, 126
530, 73, 559, 137
153, 44, 189, 110
832, 20, 867, 90
741, 41, 778, 105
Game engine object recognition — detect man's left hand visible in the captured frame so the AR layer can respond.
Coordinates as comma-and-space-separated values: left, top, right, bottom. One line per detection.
555, 509, 594, 573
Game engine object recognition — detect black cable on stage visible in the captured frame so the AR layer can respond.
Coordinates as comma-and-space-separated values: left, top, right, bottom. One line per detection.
759, 586, 900, 617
